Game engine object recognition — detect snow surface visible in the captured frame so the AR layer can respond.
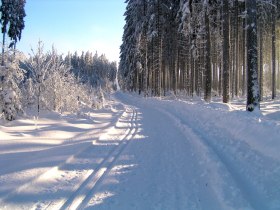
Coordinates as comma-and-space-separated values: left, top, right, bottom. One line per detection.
0, 92, 280, 210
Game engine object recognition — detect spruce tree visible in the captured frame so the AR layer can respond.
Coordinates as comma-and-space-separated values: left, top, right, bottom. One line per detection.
0, 0, 26, 64
0, 0, 11, 65
8, 0, 26, 51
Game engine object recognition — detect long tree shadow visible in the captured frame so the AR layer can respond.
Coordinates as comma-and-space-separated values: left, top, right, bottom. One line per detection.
0, 106, 148, 209
0, 107, 127, 202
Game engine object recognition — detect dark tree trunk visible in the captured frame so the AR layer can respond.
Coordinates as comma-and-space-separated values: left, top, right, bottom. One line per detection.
234, 0, 239, 97
2, 32, 6, 66
143, 1, 148, 97
246, 0, 260, 112
271, 2, 276, 99
155, 0, 162, 97
242, 7, 247, 97
223, 0, 230, 103
204, 10, 212, 102
259, 23, 263, 101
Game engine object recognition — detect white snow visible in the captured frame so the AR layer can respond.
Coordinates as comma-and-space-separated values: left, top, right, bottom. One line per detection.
0, 92, 280, 210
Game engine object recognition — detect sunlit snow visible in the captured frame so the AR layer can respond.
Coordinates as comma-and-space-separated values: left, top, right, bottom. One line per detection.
0, 93, 280, 210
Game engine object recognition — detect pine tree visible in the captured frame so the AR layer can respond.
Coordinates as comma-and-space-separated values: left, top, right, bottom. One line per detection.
119, 0, 147, 92
0, 0, 12, 65
8, 0, 26, 52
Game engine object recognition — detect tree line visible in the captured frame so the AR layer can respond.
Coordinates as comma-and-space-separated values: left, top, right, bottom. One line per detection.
0, 0, 117, 121
0, 43, 117, 121
65, 51, 117, 90
119, 0, 280, 111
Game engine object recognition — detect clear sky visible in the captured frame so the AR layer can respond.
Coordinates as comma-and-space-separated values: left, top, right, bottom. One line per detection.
16, 0, 126, 62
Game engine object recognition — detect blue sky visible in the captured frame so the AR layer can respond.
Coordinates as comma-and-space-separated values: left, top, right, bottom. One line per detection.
17, 0, 126, 62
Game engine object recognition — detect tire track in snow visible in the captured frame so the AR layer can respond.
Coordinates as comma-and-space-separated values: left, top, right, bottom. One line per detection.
57, 106, 138, 210
158, 106, 266, 210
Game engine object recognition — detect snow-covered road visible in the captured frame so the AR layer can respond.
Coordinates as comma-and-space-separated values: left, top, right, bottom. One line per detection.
0, 92, 280, 210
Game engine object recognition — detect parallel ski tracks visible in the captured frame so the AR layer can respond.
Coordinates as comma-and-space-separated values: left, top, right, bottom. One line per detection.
36, 106, 137, 210
0, 105, 138, 210
57, 106, 138, 210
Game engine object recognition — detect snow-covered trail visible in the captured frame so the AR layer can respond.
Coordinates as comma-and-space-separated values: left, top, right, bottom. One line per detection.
86, 92, 280, 210
90, 94, 231, 210
0, 101, 132, 209
0, 92, 280, 210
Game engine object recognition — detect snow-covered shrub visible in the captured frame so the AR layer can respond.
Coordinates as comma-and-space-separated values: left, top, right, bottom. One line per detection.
23, 42, 52, 114
0, 60, 24, 121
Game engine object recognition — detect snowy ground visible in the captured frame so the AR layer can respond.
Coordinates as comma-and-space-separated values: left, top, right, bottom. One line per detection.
0, 92, 280, 210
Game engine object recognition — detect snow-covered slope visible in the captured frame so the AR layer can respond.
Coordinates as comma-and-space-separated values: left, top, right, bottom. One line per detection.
0, 93, 279, 210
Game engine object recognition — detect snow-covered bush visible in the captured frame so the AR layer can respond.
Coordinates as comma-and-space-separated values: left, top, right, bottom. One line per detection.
0, 60, 24, 121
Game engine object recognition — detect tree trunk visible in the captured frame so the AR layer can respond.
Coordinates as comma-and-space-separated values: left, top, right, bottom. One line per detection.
271, 2, 276, 99
204, 9, 212, 102
246, 0, 260, 112
234, 0, 239, 97
219, 62, 222, 96
242, 8, 246, 97
223, 0, 230, 103
2, 32, 6, 66
155, 0, 162, 97
143, 1, 148, 97
259, 22, 263, 101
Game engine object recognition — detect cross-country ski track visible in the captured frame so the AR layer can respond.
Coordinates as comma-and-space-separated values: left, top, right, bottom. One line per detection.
0, 92, 280, 210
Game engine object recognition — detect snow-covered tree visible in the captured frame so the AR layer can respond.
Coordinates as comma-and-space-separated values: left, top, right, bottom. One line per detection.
24, 42, 52, 116
0, 0, 26, 120
119, 0, 143, 92
0, 55, 24, 120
